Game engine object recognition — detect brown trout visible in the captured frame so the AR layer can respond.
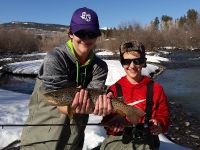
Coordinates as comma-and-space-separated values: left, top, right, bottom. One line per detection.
43, 87, 145, 123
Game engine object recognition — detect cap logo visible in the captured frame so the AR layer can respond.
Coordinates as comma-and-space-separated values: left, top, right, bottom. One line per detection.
80, 12, 91, 22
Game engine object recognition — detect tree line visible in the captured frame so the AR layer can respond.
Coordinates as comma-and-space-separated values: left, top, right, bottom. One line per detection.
97, 9, 200, 52
0, 9, 199, 54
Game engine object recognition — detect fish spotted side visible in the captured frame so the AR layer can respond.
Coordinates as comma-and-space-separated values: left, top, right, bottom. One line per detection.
43, 87, 145, 123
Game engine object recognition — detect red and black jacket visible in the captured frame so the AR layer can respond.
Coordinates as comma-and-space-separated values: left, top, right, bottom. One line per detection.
102, 76, 170, 135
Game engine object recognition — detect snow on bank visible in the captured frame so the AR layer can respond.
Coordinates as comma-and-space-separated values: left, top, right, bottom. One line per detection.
1, 60, 43, 75
0, 89, 29, 147
146, 55, 169, 63
0, 58, 13, 62
21, 52, 47, 57
96, 51, 114, 56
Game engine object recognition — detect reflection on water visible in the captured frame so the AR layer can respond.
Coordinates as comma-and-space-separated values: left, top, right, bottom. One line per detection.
155, 67, 200, 119
0, 74, 35, 94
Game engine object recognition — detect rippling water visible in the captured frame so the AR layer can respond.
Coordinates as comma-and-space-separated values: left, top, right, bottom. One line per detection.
0, 74, 35, 94
155, 67, 200, 120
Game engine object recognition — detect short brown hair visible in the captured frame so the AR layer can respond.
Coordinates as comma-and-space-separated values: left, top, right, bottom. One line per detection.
119, 40, 146, 58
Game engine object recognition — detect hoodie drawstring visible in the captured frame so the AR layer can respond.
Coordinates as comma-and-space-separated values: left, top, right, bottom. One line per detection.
67, 39, 94, 87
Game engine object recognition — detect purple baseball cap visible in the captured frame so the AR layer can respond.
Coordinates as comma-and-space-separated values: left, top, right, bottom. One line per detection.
70, 7, 101, 36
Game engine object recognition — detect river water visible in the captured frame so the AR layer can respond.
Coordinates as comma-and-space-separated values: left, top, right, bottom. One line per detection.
155, 67, 200, 120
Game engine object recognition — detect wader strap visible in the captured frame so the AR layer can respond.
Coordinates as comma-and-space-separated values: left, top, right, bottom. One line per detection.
144, 81, 154, 127
115, 82, 123, 98
144, 81, 158, 150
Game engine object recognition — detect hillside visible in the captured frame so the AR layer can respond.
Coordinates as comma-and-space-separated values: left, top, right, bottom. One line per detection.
0, 21, 68, 32
0, 21, 69, 53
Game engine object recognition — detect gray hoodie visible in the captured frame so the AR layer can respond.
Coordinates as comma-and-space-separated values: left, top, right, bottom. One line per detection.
20, 40, 108, 150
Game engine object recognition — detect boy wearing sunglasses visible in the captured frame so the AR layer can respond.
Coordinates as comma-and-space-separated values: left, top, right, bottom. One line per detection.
21, 7, 112, 150
100, 40, 170, 150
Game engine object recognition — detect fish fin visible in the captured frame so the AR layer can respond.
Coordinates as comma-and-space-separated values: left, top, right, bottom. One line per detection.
68, 106, 74, 120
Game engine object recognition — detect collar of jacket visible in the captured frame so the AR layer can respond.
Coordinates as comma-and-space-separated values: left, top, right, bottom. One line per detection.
66, 39, 95, 86
119, 76, 152, 88
66, 39, 94, 67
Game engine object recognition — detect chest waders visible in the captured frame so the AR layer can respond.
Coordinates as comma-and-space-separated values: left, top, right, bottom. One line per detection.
115, 81, 160, 150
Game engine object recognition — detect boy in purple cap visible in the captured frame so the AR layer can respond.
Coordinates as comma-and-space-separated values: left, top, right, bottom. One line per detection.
20, 7, 112, 150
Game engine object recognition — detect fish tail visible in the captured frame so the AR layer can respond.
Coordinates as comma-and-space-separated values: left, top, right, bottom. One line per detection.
125, 106, 146, 123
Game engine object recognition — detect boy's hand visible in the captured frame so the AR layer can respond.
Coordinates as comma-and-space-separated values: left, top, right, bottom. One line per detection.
93, 92, 113, 116
149, 119, 163, 135
71, 89, 91, 114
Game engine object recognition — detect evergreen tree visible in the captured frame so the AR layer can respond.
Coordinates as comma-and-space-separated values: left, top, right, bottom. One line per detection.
151, 17, 160, 31
161, 15, 173, 30
178, 15, 187, 28
187, 9, 198, 27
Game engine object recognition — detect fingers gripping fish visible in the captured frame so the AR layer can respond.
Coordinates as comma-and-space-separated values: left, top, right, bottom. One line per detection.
43, 87, 145, 123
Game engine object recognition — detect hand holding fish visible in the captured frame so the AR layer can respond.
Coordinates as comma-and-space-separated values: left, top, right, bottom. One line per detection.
93, 92, 112, 116
71, 89, 112, 116
71, 89, 91, 114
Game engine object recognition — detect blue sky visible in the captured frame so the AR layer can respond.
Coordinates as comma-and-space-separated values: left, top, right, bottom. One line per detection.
0, 0, 200, 28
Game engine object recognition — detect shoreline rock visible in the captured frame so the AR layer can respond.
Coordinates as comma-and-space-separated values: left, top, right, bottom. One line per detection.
168, 100, 200, 150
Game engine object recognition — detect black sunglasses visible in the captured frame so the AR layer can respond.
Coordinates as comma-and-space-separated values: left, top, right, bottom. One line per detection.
74, 30, 99, 40
121, 57, 146, 65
